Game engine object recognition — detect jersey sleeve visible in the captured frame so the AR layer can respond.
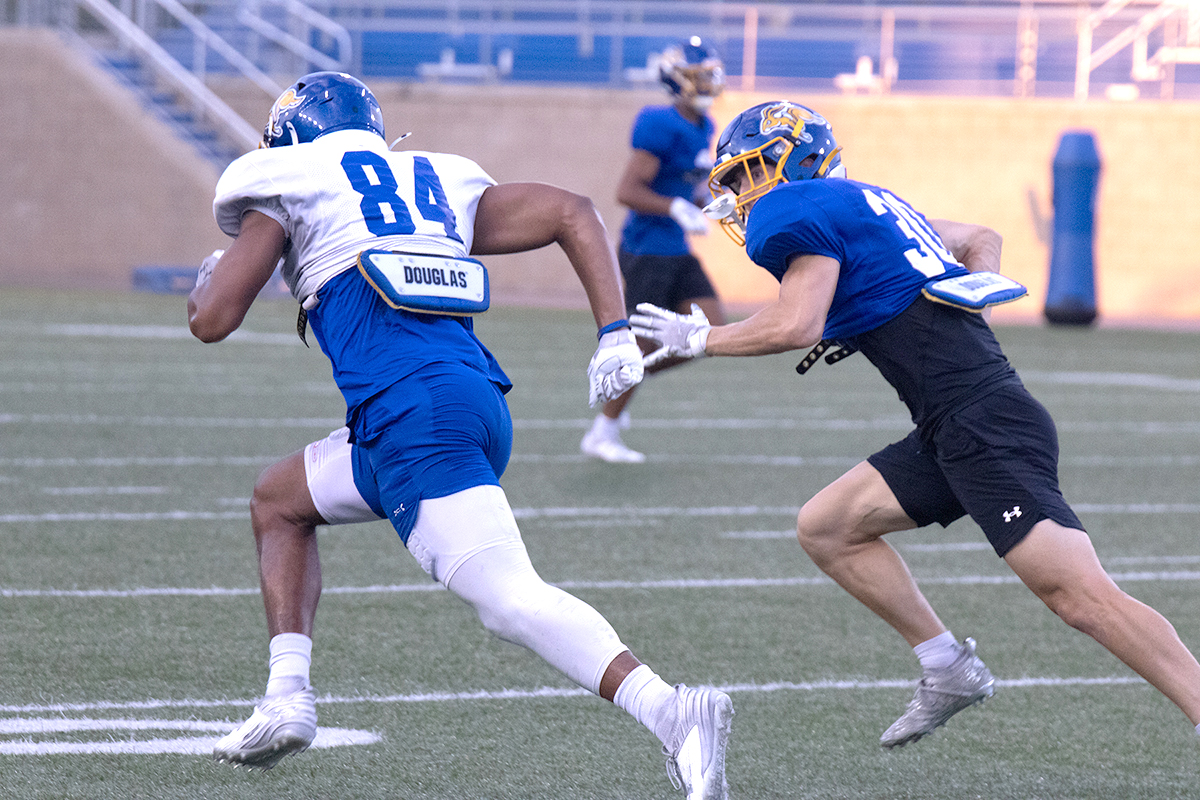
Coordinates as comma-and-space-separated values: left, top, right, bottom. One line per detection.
413, 151, 497, 252
745, 185, 846, 280
629, 107, 672, 159
213, 153, 290, 237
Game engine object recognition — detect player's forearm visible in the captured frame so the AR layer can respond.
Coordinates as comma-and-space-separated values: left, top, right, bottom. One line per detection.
705, 303, 822, 356
704, 252, 837, 356
558, 206, 627, 328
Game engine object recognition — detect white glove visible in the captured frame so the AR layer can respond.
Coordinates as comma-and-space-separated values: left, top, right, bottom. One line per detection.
196, 249, 224, 289
630, 302, 710, 369
668, 197, 710, 235
587, 328, 644, 408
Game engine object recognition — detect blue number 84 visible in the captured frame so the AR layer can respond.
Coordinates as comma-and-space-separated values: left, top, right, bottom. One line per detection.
340, 150, 462, 243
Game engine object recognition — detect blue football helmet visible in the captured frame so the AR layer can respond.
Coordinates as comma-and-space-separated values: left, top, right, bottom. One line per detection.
262, 71, 385, 148
659, 36, 725, 110
705, 101, 844, 245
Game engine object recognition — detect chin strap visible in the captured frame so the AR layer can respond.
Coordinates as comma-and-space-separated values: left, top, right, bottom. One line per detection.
795, 339, 857, 375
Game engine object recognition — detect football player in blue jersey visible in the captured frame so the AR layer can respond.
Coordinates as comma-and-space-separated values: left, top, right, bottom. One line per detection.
632, 100, 1200, 748
188, 72, 733, 798
580, 36, 728, 463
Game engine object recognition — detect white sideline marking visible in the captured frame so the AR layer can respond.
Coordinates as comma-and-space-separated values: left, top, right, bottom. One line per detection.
40, 324, 301, 346
0, 717, 378, 756
0, 511, 250, 523
0, 414, 339, 429
7, 413, 1200, 435
6, 570, 1200, 599
0, 675, 1149, 717
1021, 370, 1200, 393
6, 501, 1200, 526
42, 486, 167, 496
4, 453, 1200, 469
0, 456, 274, 468
1107, 555, 1200, 565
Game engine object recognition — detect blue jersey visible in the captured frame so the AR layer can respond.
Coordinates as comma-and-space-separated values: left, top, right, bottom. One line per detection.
619, 105, 715, 256
307, 269, 509, 443
213, 130, 511, 443
744, 179, 969, 340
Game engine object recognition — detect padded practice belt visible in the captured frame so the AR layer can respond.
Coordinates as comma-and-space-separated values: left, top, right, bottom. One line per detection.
357, 249, 490, 316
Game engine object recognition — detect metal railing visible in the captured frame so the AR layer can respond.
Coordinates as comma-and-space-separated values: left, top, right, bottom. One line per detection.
237, 0, 352, 75
7, 0, 1200, 102
62, 0, 263, 152
296, 0, 1200, 98
1076, 0, 1200, 99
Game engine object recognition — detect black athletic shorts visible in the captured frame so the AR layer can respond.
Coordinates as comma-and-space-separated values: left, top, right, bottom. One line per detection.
867, 383, 1084, 558
618, 249, 717, 314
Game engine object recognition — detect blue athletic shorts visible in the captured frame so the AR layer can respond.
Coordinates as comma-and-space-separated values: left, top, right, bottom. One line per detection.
350, 363, 513, 544
868, 384, 1084, 557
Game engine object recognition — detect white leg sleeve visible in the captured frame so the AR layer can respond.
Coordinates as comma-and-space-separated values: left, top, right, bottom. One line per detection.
304, 428, 383, 525
408, 485, 628, 695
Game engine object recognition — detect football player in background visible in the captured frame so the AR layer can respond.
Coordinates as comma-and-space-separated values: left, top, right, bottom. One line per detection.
579, 36, 728, 463
631, 100, 1200, 749
188, 71, 733, 799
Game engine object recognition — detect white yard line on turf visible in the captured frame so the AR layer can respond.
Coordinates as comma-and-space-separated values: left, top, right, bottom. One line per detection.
0, 675, 1150, 716
5, 570, 1200, 599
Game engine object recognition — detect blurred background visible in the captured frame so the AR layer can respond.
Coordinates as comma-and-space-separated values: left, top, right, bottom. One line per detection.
4, 0, 1200, 323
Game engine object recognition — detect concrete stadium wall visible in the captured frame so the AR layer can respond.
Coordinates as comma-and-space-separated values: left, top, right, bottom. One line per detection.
696, 91, 1200, 326
1, 29, 223, 291
5, 28, 1200, 324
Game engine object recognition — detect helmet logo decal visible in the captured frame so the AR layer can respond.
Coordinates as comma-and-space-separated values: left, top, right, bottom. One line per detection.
267, 88, 305, 140
758, 102, 828, 144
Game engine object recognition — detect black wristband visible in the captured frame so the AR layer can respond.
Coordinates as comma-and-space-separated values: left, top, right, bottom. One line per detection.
596, 319, 631, 340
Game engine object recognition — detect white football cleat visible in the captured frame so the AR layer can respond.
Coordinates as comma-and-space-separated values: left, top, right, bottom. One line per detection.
663, 684, 734, 800
580, 414, 646, 463
580, 427, 646, 463
214, 687, 317, 770
880, 637, 995, 749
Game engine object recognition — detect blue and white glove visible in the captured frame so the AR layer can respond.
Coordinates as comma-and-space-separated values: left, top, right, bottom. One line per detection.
587, 328, 644, 408
195, 249, 224, 289
668, 197, 710, 235
630, 302, 710, 369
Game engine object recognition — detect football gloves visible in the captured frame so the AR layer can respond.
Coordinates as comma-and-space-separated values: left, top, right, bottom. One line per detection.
669, 197, 710, 235
196, 249, 224, 289
630, 303, 710, 369
587, 328, 644, 408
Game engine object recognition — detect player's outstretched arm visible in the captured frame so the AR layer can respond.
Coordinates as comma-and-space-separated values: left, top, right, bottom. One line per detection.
928, 219, 1003, 274
470, 182, 626, 330
188, 211, 287, 343
471, 182, 641, 406
704, 253, 840, 357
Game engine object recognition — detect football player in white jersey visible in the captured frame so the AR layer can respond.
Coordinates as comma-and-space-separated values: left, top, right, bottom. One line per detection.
188, 72, 732, 799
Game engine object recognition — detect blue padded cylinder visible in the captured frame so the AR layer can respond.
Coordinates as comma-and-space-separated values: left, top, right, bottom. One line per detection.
1044, 130, 1101, 325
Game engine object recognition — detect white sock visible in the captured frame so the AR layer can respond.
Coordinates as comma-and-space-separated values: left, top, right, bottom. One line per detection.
612, 664, 678, 745
1195, 722, 1200, 738
265, 632, 312, 698
590, 413, 622, 438
913, 631, 959, 671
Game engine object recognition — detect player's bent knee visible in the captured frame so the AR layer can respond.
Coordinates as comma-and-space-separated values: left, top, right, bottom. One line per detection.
796, 494, 857, 556
1034, 578, 1125, 638
250, 450, 324, 532
473, 578, 562, 645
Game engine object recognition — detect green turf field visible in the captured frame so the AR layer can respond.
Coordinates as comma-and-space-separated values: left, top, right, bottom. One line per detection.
2, 288, 1199, 799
